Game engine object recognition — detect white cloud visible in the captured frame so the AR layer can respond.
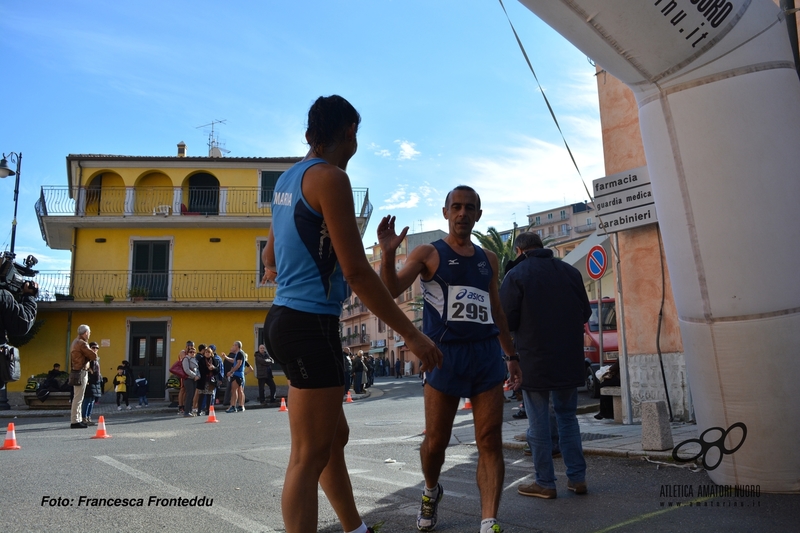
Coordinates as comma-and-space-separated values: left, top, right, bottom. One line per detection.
369, 142, 392, 158
395, 140, 420, 161
378, 185, 425, 210
462, 130, 604, 232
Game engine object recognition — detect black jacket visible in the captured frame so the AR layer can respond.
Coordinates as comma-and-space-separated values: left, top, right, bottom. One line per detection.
499, 249, 591, 391
0, 289, 37, 345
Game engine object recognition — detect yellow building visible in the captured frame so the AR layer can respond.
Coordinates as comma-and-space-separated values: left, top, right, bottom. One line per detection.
17, 146, 372, 398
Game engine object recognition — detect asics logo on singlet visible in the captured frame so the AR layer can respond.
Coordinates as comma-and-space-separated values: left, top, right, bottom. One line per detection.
455, 288, 485, 302
273, 192, 292, 206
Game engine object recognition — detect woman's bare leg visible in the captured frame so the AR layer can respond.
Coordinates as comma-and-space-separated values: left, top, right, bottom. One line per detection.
281, 385, 362, 533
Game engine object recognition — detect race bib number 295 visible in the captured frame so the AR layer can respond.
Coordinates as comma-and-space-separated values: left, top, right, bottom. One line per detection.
446, 286, 493, 324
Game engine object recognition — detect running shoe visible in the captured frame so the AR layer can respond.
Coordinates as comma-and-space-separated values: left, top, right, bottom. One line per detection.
417, 484, 443, 531
236, 406, 245, 412
225, 407, 237, 413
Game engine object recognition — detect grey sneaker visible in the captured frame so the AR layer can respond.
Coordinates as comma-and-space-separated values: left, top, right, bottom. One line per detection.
518, 482, 557, 499
417, 483, 443, 531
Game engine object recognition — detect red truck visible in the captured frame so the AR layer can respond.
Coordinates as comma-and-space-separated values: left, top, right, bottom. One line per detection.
584, 297, 618, 398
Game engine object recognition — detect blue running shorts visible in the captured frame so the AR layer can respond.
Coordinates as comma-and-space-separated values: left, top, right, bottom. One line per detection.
425, 337, 505, 398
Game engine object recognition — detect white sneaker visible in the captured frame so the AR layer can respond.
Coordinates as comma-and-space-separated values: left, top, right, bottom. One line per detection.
135, 405, 142, 408
117, 406, 122, 411
126, 406, 132, 410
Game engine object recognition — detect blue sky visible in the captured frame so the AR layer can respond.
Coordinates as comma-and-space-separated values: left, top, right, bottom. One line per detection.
0, 0, 603, 272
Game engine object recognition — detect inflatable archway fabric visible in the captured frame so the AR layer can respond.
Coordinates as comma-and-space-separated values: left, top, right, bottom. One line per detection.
517, 0, 800, 491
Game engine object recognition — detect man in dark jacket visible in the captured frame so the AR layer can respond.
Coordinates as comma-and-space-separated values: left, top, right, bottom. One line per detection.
254, 344, 276, 403
500, 232, 591, 500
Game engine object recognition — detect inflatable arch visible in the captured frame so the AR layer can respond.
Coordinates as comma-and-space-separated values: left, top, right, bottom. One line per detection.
516, 0, 800, 491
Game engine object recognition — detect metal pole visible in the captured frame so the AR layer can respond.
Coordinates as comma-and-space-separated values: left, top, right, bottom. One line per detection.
597, 277, 604, 366
9, 152, 21, 255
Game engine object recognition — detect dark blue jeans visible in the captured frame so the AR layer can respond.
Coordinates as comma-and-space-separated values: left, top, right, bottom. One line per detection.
523, 388, 586, 489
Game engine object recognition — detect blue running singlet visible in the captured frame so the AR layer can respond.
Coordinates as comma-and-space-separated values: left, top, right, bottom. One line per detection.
271, 158, 346, 316
421, 239, 500, 344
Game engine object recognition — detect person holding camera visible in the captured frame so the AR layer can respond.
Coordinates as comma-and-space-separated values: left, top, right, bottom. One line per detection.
1, 279, 38, 389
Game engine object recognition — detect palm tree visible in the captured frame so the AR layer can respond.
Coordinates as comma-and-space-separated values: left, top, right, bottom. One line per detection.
472, 226, 517, 283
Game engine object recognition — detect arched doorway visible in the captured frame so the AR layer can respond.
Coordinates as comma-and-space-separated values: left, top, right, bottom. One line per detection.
187, 173, 219, 215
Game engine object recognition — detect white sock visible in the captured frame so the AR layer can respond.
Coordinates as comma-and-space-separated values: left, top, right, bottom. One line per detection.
423, 484, 439, 499
480, 518, 498, 533
345, 522, 368, 533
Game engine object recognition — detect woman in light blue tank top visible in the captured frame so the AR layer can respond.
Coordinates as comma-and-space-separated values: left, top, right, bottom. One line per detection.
260, 95, 442, 533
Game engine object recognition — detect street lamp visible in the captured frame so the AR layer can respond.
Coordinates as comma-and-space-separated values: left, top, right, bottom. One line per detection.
0, 152, 22, 254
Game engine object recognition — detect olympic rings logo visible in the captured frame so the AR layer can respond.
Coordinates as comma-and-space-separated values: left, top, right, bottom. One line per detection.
672, 422, 747, 470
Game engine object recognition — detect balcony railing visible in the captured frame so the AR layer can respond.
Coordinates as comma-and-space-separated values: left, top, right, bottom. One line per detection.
37, 186, 371, 219
341, 303, 368, 318
574, 223, 596, 234
341, 333, 370, 347
34, 270, 276, 303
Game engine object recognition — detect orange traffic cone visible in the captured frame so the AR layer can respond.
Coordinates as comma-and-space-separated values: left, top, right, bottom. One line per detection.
461, 398, 472, 410
91, 416, 112, 439
1, 422, 20, 450
345, 391, 353, 403
503, 380, 510, 392
206, 406, 219, 423
279, 398, 288, 412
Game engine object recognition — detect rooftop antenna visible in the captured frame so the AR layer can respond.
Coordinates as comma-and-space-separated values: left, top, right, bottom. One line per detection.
196, 119, 230, 157
418, 219, 423, 232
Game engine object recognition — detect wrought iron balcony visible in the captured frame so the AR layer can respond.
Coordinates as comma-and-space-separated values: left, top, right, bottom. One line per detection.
341, 303, 368, 318
36, 185, 373, 248
37, 185, 371, 218
34, 270, 276, 303
341, 333, 370, 347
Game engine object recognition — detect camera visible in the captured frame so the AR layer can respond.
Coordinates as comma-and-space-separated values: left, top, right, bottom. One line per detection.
0, 251, 39, 298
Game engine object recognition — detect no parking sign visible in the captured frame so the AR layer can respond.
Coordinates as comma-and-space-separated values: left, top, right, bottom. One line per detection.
587, 245, 607, 280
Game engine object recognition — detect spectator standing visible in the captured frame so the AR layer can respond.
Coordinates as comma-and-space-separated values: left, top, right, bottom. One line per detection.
395, 358, 402, 378
69, 324, 97, 429
500, 231, 592, 499
209, 344, 225, 405
365, 354, 374, 389
197, 347, 219, 415
121, 359, 135, 395
224, 341, 246, 412
255, 344, 277, 403
352, 353, 364, 394
181, 345, 199, 417
113, 366, 131, 410
343, 349, 352, 396
135, 373, 149, 407
176, 341, 194, 414
81, 342, 101, 426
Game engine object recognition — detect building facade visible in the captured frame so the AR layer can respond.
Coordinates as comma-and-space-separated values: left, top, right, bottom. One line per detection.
12, 147, 372, 397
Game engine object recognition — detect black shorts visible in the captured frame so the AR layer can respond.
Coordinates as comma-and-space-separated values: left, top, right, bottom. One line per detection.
230, 375, 243, 386
263, 305, 344, 389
